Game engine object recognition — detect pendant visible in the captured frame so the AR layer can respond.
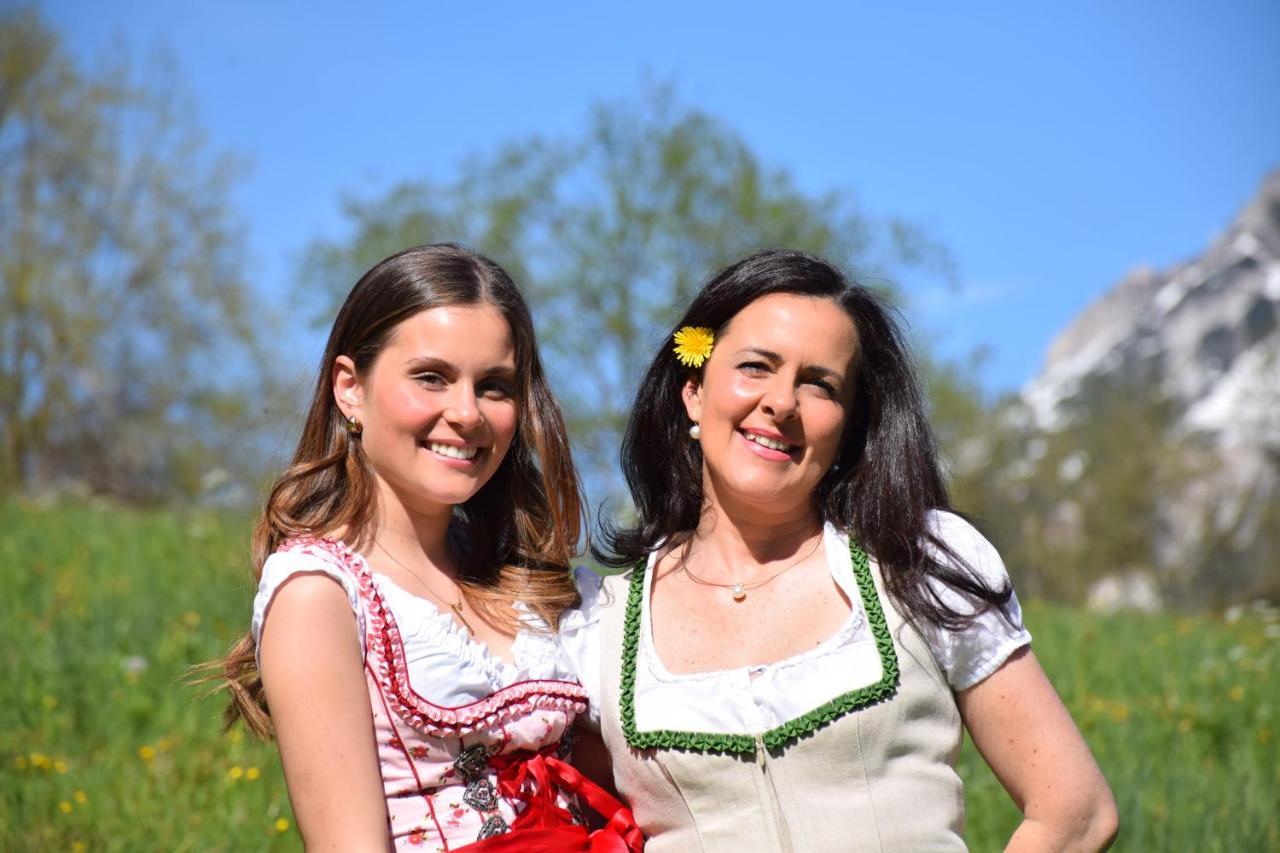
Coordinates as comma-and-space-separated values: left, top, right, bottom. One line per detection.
731, 583, 746, 601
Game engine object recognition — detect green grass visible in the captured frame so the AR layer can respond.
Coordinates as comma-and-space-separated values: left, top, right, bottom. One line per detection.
3, 500, 1277, 851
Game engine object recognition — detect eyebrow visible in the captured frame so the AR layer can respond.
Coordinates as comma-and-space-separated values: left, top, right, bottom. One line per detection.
733, 347, 845, 381
404, 356, 517, 377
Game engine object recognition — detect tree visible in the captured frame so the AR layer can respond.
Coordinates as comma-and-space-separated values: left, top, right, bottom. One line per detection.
299, 86, 950, 503
0, 8, 268, 501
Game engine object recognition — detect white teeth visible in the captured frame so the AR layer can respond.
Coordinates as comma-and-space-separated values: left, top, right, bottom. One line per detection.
745, 433, 792, 452
429, 443, 478, 460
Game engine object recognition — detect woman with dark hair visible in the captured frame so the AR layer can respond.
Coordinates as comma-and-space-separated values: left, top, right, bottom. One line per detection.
214, 245, 640, 850
561, 249, 1117, 851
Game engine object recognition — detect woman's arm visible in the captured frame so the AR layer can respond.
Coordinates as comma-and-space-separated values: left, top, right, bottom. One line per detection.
259, 573, 391, 852
956, 645, 1119, 852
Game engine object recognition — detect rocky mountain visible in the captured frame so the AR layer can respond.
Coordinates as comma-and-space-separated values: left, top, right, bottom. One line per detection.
1024, 170, 1280, 449
1010, 170, 1280, 608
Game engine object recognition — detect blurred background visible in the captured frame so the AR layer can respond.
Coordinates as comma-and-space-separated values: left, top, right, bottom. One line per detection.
3, 2, 1278, 850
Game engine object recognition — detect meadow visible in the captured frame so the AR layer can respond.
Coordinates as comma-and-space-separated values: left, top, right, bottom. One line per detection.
3, 499, 1277, 851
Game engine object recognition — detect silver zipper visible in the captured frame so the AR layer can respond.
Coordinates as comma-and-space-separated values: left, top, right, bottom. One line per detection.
755, 734, 794, 852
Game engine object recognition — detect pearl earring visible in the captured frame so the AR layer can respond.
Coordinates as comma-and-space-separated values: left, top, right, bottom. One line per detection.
688, 423, 701, 440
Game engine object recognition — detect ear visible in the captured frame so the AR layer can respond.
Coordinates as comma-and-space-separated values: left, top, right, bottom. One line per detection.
680, 375, 703, 424
332, 355, 364, 421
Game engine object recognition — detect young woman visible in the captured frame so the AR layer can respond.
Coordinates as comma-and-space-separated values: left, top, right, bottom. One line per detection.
217, 244, 639, 851
562, 249, 1118, 852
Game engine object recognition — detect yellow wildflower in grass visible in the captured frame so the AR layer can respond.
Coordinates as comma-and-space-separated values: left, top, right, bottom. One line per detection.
72, 843, 86, 853
42, 694, 58, 710
1229, 685, 1245, 702
137, 745, 156, 762
228, 765, 244, 780
183, 610, 201, 628
1109, 704, 1130, 723
30, 752, 51, 770
54, 759, 68, 774
673, 326, 715, 368
59, 801, 73, 814
275, 818, 291, 833
246, 766, 261, 781
74, 790, 87, 804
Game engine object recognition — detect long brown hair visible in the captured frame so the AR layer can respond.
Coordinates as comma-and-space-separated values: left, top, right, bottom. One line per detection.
219, 244, 584, 738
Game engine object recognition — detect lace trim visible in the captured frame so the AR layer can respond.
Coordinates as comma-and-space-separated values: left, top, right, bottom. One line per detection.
281, 538, 588, 737
618, 537, 900, 755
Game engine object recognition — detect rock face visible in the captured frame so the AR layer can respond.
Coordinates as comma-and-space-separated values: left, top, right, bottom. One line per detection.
1024, 169, 1280, 447
1019, 170, 1280, 606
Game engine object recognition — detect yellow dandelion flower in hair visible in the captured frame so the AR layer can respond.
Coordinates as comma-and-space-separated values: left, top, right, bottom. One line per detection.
673, 326, 714, 367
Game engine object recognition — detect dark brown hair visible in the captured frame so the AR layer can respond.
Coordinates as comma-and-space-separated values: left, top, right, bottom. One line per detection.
595, 249, 1012, 632
219, 244, 583, 737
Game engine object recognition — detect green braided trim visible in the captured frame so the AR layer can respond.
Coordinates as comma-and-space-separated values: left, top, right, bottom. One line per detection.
619, 537, 900, 756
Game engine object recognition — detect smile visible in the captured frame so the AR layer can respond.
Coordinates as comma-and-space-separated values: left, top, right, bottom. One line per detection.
741, 430, 799, 455
426, 442, 479, 461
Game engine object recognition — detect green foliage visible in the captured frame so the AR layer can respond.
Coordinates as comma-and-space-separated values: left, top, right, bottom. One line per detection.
0, 7, 274, 503
298, 85, 951, 498
4, 501, 1276, 850
947, 372, 1219, 604
959, 597, 1280, 851
0, 499, 290, 851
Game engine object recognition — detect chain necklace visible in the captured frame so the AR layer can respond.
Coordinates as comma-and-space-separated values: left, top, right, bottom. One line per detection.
679, 533, 823, 602
373, 539, 476, 635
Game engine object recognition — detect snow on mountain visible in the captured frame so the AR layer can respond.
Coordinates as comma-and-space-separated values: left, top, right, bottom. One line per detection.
1023, 170, 1280, 449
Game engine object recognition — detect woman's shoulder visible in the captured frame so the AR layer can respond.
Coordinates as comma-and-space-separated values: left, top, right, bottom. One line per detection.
561, 566, 629, 624
922, 510, 1007, 584
916, 510, 1032, 690
254, 536, 369, 655
267, 535, 364, 574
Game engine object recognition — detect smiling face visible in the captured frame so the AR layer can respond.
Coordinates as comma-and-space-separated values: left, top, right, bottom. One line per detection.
681, 292, 859, 520
334, 303, 519, 520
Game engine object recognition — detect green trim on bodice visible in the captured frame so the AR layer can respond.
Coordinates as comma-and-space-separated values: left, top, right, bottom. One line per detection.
619, 538, 901, 756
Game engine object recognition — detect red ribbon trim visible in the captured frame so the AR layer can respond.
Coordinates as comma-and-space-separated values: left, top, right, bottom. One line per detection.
455, 750, 643, 852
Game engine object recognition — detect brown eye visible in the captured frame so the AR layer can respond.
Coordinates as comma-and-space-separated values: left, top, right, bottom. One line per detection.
480, 380, 514, 400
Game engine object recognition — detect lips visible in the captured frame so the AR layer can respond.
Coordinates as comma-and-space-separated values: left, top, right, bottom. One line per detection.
739, 429, 799, 460
421, 441, 481, 461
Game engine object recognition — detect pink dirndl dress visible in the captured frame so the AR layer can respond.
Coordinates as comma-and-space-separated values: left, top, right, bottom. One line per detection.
256, 539, 641, 852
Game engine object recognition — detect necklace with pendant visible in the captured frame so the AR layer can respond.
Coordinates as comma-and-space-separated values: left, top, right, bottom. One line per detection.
373, 539, 477, 635
680, 533, 822, 602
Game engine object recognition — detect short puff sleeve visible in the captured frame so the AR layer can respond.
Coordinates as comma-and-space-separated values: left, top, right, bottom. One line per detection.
251, 548, 366, 667
557, 566, 606, 730
919, 511, 1032, 691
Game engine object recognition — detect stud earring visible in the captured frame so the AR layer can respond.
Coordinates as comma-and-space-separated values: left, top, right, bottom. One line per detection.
346, 415, 363, 436
688, 423, 701, 440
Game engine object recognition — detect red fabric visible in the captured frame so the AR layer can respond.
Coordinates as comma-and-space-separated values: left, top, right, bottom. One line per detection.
456, 749, 643, 852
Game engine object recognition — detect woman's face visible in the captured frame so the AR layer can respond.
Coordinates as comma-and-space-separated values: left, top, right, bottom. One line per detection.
334, 304, 519, 519
682, 293, 858, 519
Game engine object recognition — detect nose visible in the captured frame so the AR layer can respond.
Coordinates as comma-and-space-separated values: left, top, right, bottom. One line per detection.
760, 376, 799, 422
442, 383, 485, 432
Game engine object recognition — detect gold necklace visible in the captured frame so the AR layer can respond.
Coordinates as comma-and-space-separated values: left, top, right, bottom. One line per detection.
680, 533, 823, 602
373, 540, 477, 635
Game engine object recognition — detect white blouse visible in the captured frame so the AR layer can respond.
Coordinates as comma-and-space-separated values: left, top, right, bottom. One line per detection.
558, 511, 1031, 734
251, 547, 573, 706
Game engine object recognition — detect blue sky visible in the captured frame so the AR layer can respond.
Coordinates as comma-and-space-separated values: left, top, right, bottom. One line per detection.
42, 0, 1280, 393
